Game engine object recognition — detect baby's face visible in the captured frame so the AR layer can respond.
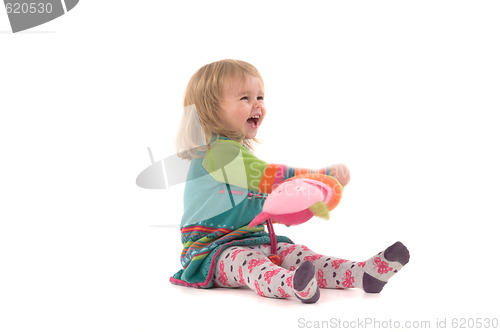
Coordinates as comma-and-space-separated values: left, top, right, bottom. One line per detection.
219, 76, 266, 140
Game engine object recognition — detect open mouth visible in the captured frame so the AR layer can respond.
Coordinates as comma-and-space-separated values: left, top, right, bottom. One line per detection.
246, 115, 260, 128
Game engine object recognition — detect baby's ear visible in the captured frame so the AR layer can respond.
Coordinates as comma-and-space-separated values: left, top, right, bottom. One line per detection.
248, 212, 269, 229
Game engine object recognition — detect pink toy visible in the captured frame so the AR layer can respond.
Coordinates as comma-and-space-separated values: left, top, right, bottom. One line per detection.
248, 173, 343, 265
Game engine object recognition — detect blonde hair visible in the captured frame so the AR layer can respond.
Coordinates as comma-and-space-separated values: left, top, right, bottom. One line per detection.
176, 59, 264, 159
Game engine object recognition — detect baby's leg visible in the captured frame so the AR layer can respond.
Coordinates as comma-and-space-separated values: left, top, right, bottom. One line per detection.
276, 242, 410, 293
213, 245, 320, 303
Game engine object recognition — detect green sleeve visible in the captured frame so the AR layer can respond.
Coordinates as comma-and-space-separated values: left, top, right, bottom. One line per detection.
202, 140, 268, 192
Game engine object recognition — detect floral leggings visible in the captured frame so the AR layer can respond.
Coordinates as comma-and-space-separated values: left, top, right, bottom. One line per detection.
213, 241, 409, 302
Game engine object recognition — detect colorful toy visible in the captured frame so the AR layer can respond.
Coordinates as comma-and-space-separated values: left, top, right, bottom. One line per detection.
248, 173, 343, 265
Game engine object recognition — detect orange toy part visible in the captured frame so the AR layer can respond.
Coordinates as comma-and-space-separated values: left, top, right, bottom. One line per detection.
267, 254, 281, 266
290, 173, 343, 211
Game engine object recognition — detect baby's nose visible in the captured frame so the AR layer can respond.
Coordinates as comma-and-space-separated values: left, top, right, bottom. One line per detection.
253, 99, 263, 108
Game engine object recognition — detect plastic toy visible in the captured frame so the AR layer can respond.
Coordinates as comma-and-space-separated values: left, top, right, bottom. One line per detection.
248, 173, 343, 265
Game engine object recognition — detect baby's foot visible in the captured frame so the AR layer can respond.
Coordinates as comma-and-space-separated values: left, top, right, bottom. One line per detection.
293, 261, 320, 303
362, 241, 410, 293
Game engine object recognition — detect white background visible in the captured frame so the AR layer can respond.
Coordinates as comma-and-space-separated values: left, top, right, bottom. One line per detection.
1, 1, 499, 331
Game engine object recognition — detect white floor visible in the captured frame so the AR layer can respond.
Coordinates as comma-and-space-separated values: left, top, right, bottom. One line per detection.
2, 215, 499, 332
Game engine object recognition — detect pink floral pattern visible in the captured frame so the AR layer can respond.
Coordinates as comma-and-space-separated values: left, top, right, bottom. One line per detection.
230, 249, 248, 261
278, 287, 290, 298
296, 287, 311, 298
217, 260, 229, 286
332, 259, 348, 269
317, 269, 327, 288
237, 266, 245, 285
264, 269, 281, 284
341, 270, 354, 288
279, 245, 297, 262
254, 281, 266, 296
373, 257, 393, 274
304, 254, 323, 262
248, 258, 267, 273
286, 275, 293, 288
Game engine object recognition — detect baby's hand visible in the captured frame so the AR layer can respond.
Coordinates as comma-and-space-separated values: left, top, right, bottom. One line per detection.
328, 163, 350, 187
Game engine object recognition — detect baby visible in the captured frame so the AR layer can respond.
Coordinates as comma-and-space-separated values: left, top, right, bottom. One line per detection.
170, 59, 409, 303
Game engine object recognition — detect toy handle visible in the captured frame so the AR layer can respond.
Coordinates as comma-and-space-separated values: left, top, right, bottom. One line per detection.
248, 212, 270, 229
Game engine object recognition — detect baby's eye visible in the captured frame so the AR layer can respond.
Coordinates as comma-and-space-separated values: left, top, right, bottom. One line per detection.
257, 96, 264, 100
240, 96, 249, 100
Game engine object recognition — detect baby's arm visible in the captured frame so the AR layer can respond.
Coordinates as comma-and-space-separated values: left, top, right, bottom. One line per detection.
257, 163, 332, 193
202, 140, 347, 193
